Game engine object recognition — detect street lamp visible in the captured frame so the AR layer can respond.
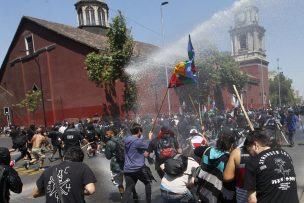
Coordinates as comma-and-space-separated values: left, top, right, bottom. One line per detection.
260, 57, 265, 108
33, 55, 47, 128
277, 58, 282, 107
160, 1, 171, 115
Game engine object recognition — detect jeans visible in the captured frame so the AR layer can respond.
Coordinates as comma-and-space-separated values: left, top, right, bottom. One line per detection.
288, 130, 296, 146
161, 188, 195, 203
121, 166, 152, 203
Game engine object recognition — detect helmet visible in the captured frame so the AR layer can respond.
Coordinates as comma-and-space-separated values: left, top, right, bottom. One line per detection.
190, 129, 198, 134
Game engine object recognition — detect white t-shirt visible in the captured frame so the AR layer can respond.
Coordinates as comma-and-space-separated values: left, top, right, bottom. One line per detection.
160, 157, 199, 193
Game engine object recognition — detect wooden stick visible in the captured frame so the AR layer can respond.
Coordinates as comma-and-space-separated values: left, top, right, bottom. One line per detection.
151, 87, 169, 133
189, 94, 199, 116
233, 85, 254, 131
275, 123, 289, 144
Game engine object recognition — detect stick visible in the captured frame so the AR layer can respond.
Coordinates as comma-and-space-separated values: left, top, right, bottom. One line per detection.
189, 95, 199, 117
233, 85, 254, 131
151, 87, 169, 133
81, 142, 95, 149
275, 123, 289, 144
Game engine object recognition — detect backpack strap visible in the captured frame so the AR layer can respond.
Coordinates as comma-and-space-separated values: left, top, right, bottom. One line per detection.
52, 168, 65, 203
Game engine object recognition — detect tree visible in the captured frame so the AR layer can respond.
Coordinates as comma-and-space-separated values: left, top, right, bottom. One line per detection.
85, 11, 137, 114
269, 73, 300, 106
14, 90, 42, 122
195, 48, 247, 110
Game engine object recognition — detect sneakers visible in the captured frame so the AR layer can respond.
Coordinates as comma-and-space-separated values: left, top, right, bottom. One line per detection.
24, 162, 30, 170
48, 157, 55, 162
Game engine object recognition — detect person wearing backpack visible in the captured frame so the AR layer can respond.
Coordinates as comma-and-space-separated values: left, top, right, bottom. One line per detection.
105, 128, 138, 199
0, 147, 23, 203
147, 126, 182, 178
194, 127, 236, 203
160, 153, 199, 203
9, 130, 32, 167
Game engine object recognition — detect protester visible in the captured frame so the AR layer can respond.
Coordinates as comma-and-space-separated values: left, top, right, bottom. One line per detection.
223, 144, 250, 203
244, 130, 298, 203
194, 127, 236, 203
160, 152, 199, 203
105, 127, 139, 199
29, 128, 47, 170
121, 123, 154, 203
62, 122, 88, 153
9, 129, 32, 167
0, 147, 23, 202
32, 146, 97, 202
147, 126, 182, 178
48, 125, 63, 162
286, 108, 298, 147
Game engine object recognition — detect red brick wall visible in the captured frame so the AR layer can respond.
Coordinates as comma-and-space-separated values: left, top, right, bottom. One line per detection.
0, 21, 125, 127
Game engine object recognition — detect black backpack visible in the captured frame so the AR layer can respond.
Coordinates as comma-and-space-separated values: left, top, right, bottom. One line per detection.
85, 129, 96, 142
164, 154, 188, 176
158, 134, 177, 160
0, 165, 7, 203
13, 135, 27, 148
113, 138, 125, 163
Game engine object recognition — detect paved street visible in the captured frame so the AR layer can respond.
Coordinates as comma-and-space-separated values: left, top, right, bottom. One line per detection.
1, 130, 304, 203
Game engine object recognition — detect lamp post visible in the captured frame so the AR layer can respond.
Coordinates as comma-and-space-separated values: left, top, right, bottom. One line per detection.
160, 1, 171, 115
277, 58, 282, 107
260, 58, 265, 108
33, 55, 47, 128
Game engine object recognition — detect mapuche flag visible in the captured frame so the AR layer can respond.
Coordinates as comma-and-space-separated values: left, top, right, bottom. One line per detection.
168, 35, 197, 88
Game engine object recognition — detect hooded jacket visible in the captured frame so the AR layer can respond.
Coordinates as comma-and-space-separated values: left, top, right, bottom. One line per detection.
0, 147, 23, 203
123, 134, 150, 173
105, 135, 124, 173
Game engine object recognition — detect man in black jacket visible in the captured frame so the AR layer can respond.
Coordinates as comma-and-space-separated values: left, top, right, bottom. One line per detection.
0, 147, 23, 203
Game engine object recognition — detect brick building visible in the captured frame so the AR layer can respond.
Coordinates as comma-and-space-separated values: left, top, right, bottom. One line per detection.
0, 0, 157, 127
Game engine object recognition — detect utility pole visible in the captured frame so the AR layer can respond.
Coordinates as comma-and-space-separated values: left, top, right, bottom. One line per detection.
277, 58, 282, 107
160, 1, 171, 115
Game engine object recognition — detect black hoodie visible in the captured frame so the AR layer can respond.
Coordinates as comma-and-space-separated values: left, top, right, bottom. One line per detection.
0, 147, 23, 203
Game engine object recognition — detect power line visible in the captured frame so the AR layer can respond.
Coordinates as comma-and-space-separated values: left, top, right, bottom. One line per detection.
109, 8, 162, 38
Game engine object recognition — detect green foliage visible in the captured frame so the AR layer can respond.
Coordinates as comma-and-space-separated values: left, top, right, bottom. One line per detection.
122, 75, 138, 112
195, 48, 247, 106
269, 73, 299, 106
15, 90, 42, 112
85, 11, 137, 112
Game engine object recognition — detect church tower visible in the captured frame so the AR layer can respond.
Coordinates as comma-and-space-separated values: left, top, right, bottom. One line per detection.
75, 0, 109, 35
230, 6, 269, 109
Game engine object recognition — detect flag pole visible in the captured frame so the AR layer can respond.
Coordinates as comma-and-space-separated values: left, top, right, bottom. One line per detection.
233, 85, 254, 131
151, 87, 169, 133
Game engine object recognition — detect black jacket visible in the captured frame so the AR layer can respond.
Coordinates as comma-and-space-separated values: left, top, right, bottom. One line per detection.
0, 164, 23, 203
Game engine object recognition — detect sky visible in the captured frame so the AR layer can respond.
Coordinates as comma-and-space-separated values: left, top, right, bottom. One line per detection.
0, 0, 304, 97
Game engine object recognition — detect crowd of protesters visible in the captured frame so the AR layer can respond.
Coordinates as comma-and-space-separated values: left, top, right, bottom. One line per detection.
0, 105, 302, 202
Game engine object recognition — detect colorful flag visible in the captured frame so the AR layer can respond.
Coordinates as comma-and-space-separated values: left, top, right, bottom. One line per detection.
168, 35, 197, 88
188, 34, 195, 60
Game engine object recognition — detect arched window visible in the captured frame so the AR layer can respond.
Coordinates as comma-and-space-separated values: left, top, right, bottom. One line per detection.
101, 9, 106, 26
239, 34, 247, 49
86, 6, 95, 25
98, 7, 103, 26
78, 9, 83, 26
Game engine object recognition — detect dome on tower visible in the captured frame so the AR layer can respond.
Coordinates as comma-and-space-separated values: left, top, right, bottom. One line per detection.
75, 0, 109, 35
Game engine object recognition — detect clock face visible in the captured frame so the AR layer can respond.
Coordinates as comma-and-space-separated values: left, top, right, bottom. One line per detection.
236, 12, 246, 24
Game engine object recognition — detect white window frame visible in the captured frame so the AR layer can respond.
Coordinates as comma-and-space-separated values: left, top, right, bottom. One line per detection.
24, 34, 35, 56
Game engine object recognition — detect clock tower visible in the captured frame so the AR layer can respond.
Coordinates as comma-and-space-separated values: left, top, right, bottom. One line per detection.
230, 6, 269, 108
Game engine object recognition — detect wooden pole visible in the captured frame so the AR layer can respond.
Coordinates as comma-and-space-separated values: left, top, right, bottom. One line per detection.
151, 87, 169, 133
189, 94, 199, 116
233, 85, 254, 131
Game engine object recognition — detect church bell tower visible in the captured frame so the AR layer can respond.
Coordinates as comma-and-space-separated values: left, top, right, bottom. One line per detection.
75, 0, 109, 35
230, 6, 269, 109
